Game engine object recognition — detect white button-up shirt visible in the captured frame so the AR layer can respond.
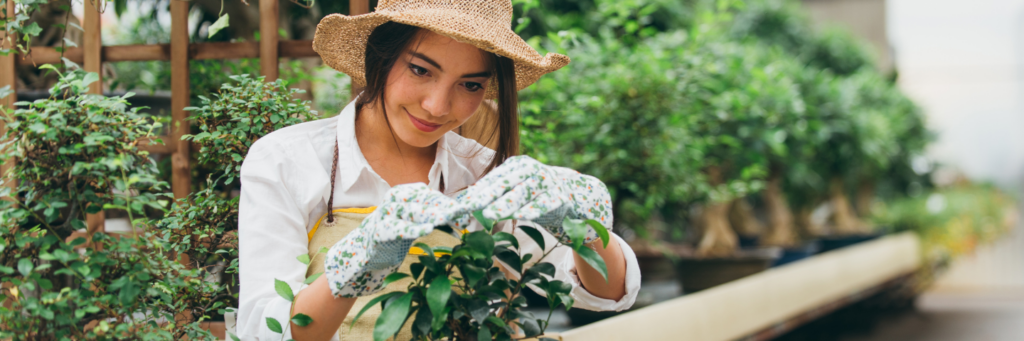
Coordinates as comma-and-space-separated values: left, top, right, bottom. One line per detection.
238, 99, 641, 340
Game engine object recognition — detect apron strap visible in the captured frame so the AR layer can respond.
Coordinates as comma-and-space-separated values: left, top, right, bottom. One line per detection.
327, 139, 339, 223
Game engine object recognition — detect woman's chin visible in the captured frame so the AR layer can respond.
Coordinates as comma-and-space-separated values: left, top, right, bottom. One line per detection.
396, 130, 444, 149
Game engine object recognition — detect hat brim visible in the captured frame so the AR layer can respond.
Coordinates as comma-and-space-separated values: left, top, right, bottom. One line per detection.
313, 11, 570, 99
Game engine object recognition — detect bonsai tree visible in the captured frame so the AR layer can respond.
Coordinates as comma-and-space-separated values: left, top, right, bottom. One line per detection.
518, 31, 702, 238
0, 69, 217, 340
679, 35, 814, 256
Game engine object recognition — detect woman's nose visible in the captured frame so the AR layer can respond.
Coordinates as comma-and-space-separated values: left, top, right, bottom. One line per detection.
421, 85, 452, 118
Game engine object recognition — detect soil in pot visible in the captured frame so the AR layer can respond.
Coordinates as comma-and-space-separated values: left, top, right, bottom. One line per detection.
817, 233, 884, 254
675, 247, 780, 293
771, 240, 821, 267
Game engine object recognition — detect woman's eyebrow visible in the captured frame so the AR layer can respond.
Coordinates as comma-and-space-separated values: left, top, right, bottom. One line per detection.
409, 52, 492, 78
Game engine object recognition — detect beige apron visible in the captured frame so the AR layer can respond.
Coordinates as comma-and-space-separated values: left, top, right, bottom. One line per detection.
305, 207, 461, 340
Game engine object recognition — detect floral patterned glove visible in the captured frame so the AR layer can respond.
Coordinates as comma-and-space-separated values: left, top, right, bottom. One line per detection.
325, 183, 463, 297
457, 155, 613, 245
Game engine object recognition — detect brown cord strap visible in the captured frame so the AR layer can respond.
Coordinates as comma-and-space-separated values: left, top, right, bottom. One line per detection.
327, 139, 339, 223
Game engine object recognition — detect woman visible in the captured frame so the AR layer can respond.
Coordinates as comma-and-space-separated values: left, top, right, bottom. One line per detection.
237, 0, 641, 339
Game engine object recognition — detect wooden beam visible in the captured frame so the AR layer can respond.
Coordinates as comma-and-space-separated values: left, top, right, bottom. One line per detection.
170, 0, 191, 200
17, 41, 319, 66
1, 0, 16, 198
279, 40, 316, 58
559, 233, 921, 341
259, 0, 279, 81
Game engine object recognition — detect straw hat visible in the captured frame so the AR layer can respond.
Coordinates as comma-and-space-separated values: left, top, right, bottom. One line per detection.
312, 0, 570, 98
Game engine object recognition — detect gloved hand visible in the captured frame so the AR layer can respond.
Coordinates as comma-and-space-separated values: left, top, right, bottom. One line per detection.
456, 156, 613, 245
325, 183, 463, 298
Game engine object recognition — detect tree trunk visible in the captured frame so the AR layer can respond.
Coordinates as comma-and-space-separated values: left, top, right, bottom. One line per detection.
697, 200, 738, 257
830, 177, 867, 235
855, 179, 876, 218
729, 198, 763, 237
697, 167, 738, 257
761, 173, 796, 247
795, 206, 823, 238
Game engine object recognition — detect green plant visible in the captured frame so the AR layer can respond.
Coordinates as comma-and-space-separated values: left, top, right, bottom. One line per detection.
184, 74, 318, 184
345, 216, 610, 341
0, 68, 218, 340
519, 31, 701, 237
155, 74, 319, 338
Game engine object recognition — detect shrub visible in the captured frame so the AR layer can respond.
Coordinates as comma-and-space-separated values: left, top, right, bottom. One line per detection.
0, 69, 216, 340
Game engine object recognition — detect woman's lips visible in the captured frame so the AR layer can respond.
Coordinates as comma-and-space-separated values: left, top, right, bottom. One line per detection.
406, 110, 443, 132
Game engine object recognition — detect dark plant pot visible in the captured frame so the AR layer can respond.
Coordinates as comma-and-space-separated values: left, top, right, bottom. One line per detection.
771, 240, 821, 267
566, 307, 622, 326
636, 253, 677, 282
738, 235, 760, 249
675, 248, 779, 293
817, 233, 884, 254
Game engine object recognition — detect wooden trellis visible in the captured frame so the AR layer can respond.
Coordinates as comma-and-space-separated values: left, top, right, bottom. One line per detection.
1, 0, 370, 231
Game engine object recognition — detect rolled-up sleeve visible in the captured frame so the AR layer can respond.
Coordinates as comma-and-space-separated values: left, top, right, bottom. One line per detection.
501, 221, 641, 312
237, 141, 316, 340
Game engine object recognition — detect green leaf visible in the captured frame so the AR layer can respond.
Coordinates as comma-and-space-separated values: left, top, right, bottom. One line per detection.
493, 232, 519, 250
266, 317, 283, 334
575, 246, 608, 281
291, 313, 313, 327
382, 272, 410, 287
495, 249, 522, 273
208, 14, 230, 38
351, 292, 402, 328
427, 275, 451, 331
562, 218, 588, 250
303, 272, 322, 285
373, 292, 414, 341
586, 219, 611, 249
473, 210, 495, 232
485, 315, 507, 328
478, 327, 492, 341
81, 72, 100, 88
274, 279, 294, 302
17, 258, 33, 276
296, 254, 310, 265
229, 333, 241, 341
518, 225, 545, 251
461, 264, 485, 287
465, 231, 495, 260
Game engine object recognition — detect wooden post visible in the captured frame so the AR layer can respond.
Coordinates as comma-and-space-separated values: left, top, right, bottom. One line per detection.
1, 0, 17, 197
170, 0, 191, 199
350, 0, 369, 97
84, 0, 105, 234
350, 0, 369, 16
259, 0, 279, 81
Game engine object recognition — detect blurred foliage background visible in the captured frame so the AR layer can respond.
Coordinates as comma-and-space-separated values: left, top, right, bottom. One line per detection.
1, 0, 1018, 338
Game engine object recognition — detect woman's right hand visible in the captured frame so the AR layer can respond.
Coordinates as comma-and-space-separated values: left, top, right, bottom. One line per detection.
325, 183, 461, 297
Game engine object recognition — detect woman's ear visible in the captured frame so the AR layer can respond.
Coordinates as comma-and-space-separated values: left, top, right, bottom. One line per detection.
458, 99, 501, 149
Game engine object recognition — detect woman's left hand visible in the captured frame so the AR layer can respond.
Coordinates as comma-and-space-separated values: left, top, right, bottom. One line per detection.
457, 156, 614, 244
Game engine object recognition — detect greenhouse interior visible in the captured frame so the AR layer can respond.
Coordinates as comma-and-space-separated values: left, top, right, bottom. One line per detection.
2, 0, 1023, 340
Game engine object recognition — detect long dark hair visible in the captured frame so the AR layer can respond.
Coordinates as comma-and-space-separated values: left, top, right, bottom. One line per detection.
354, 21, 519, 173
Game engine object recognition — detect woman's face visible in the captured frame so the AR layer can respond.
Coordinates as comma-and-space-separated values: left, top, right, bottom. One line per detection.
381, 30, 492, 148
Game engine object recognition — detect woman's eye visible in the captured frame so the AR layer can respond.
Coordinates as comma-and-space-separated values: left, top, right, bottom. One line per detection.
409, 64, 428, 76
464, 82, 483, 92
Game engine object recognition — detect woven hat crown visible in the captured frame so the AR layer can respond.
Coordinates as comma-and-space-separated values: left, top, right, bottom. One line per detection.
376, 0, 513, 24
313, 0, 570, 98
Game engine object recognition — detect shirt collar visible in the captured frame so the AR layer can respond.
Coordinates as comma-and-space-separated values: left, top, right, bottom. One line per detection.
334, 99, 453, 194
